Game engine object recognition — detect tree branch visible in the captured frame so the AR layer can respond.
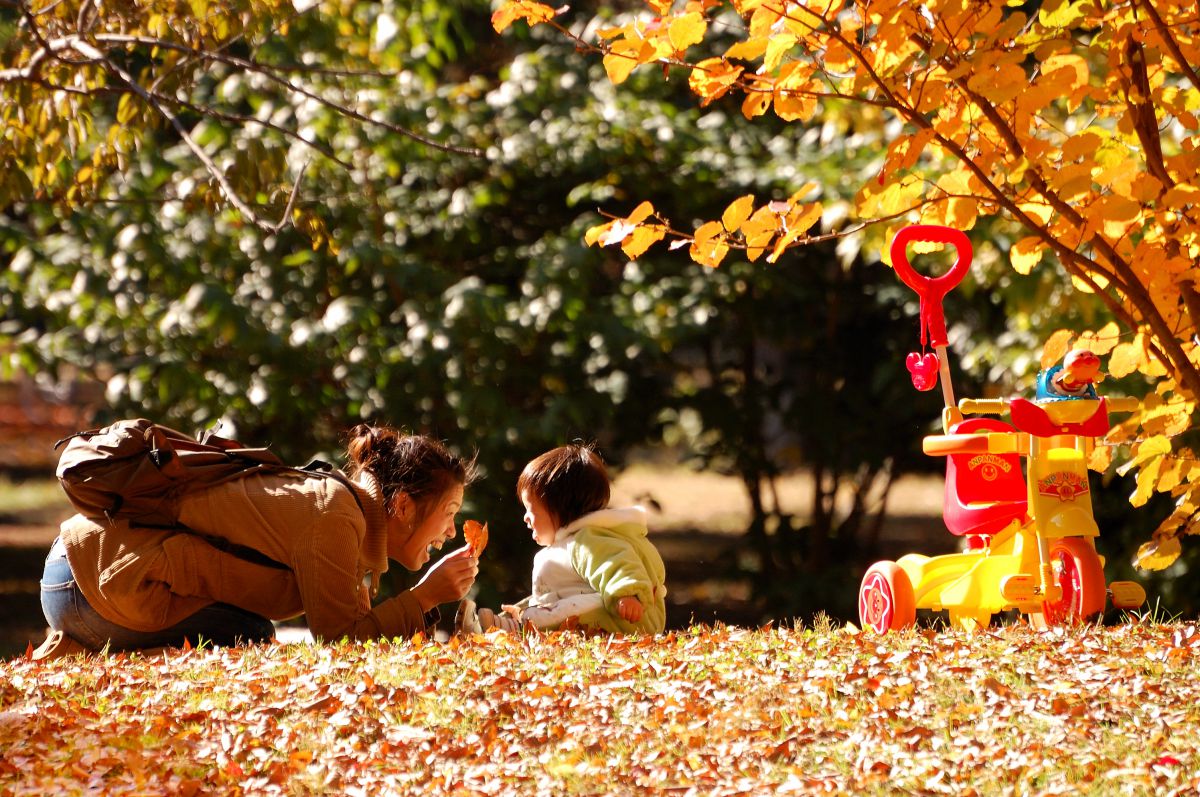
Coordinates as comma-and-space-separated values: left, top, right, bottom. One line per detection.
91, 33, 486, 158
1133, 0, 1200, 94
1120, 34, 1174, 190
139, 86, 355, 171
68, 39, 280, 232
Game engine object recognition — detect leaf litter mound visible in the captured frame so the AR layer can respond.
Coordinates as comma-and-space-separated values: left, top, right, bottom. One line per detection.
2, 623, 1198, 795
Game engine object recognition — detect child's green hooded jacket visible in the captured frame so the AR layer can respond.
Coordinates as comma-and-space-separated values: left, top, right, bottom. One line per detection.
528, 506, 667, 634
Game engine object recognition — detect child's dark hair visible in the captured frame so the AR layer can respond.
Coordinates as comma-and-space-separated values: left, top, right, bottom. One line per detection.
346, 425, 477, 519
517, 443, 610, 529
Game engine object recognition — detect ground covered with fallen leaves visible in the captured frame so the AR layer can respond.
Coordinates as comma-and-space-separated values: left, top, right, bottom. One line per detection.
2, 622, 1198, 795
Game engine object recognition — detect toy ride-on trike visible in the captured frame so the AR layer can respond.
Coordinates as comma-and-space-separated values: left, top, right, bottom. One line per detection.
858, 225, 1148, 633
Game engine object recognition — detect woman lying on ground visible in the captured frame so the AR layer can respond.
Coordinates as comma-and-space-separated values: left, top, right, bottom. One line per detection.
35, 425, 478, 659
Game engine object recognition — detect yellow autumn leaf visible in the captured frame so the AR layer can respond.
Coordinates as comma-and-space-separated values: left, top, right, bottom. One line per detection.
1041, 53, 1089, 93
1108, 338, 1147, 379
764, 34, 797, 72
742, 89, 771, 119
1163, 184, 1200, 209
1090, 321, 1121, 356
595, 24, 629, 41
1134, 536, 1181, 571
584, 221, 613, 247
724, 38, 769, 61
787, 183, 818, 205
1017, 201, 1054, 226
1117, 434, 1172, 477
966, 61, 1026, 105
1163, 404, 1194, 436
1062, 131, 1103, 161
1141, 400, 1195, 438
944, 197, 978, 230
1041, 329, 1074, 369
690, 236, 729, 269
604, 38, 651, 85
627, 200, 656, 225
694, 219, 724, 245
1128, 173, 1163, 203
668, 12, 707, 52
1088, 442, 1113, 473
786, 202, 823, 234
773, 90, 817, 121
1039, 0, 1086, 29
491, 0, 556, 33
866, 177, 924, 218
621, 224, 666, 259
1132, 455, 1165, 507
823, 39, 854, 71
1010, 236, 1045, 275
742, 210, 778, 262
722, 195, 755, 232
747, 3, 784, 39
765, 225, 800, 264
1070, 271, 1105, 294
598, 219, 638, 247
116, 94, 139, 125
1156, 457, 1187, 493
689, 58, 744, 105
883, 130, 935, 179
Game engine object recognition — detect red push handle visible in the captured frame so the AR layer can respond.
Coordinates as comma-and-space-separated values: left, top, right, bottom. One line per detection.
890, 225, 972, 348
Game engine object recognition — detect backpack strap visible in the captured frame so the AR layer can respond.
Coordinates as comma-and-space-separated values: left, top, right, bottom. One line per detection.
301, 459, 367, 515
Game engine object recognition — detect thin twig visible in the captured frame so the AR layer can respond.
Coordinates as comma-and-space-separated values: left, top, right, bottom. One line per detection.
91, 33, 486, 157
273, 159, 308, 232
69, 39, 276, 231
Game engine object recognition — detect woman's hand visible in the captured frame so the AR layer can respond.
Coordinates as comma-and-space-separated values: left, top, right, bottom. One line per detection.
616, 596, 644, 623
411, 546, 478, 612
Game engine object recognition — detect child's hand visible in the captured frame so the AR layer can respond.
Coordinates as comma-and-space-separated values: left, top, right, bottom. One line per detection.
500, 604, 521, 620
616, 596, 644, 623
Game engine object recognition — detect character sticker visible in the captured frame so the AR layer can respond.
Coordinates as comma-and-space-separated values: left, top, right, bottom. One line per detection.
1037, 471, 1089, 502
968, 453, 1013, 482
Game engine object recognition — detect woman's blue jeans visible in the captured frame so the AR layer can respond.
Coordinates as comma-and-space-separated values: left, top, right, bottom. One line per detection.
40, 537, 275, 651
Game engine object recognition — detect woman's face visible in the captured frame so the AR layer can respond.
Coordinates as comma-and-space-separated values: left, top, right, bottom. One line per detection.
521, 490, 557, 547
389, 483, 465, 570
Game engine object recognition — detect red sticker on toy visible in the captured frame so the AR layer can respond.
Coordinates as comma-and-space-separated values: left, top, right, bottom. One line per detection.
906, 352, 939, 391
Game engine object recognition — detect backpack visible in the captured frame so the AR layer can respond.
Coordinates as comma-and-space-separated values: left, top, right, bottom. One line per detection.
54, 418, 341, 527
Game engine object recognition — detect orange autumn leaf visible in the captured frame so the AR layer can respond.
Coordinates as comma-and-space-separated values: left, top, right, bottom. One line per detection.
491, 0, 557, 33
464, 519, 489, 557
604, 37, 655, 84
622, 224, 666, 259
688, 58, 743, 105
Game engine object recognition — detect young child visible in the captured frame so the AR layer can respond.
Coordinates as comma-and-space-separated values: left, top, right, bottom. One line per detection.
458, 444, 667, 635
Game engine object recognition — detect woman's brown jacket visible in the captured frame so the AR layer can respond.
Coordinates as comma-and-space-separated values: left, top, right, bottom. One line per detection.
59, 470, 430, 641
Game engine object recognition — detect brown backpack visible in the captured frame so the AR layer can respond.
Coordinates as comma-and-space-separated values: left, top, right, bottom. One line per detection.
55, 418, 340, 527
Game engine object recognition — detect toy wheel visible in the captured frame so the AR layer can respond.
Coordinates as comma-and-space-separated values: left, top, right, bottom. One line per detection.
1031, 537, 1106, 628
859, 562, 916, 633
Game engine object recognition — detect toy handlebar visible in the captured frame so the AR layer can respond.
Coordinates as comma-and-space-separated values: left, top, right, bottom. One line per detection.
1106, 397, 1141, 413
923, 432, 1022, 456
960, 398, 1009, 415
890, 226, 972, 349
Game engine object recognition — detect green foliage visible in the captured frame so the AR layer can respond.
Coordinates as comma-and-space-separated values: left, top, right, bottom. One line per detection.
0, 0, 1091, 619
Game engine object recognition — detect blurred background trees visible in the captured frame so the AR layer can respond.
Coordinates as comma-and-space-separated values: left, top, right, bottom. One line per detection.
3, 0, 1193, 623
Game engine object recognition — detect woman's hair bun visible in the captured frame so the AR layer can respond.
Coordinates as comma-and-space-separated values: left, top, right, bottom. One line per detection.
345, 424, 477, 519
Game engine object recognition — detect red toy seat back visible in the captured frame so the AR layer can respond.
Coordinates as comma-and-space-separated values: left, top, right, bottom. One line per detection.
943, 418, 1028, 537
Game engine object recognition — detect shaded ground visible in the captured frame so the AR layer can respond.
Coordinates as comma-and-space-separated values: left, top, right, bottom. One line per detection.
0, 467, 949, 657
